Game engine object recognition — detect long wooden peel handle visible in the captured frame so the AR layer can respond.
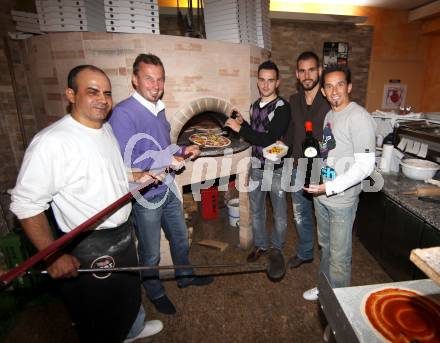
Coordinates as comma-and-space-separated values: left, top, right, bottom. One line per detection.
0, 178, 155, 290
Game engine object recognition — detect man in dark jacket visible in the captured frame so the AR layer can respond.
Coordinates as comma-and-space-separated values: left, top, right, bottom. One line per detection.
283, 52, 330, 269
225, 60, 290, 264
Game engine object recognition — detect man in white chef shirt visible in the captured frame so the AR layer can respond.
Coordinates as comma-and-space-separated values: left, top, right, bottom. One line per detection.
302, 65, 376, 303
10, 65, 163, 343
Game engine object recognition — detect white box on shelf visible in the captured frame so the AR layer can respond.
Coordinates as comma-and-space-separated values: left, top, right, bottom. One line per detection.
105, 25, 160, 33
40, 17, 90, 25
36, 2, 104, 11
103, 2, 158, 10
15, 21, 40, 29
38, 11, 104, 18
104, 12, 158, 21
205, 15, 238, 25
205, 0, 237, 6
105, 19, 158, 28
37, 6, 102, 17
16, 26, 43, 34
104, 6, 157, 15
36, 0, 85, 6
40, 24, 104, 31
11, 10, 39, 18
104, 0, 158, 6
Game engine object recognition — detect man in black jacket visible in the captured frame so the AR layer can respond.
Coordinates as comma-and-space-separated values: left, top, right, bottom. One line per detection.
225, 60, 290, 263
283, 51, 330, 269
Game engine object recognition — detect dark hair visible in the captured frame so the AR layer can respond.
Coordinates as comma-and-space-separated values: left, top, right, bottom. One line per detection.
258, 60, 279, 79
133, 53, 164, 76
67, 65, 107, 92
296, 51, 320, 67
321, 65, 352, 86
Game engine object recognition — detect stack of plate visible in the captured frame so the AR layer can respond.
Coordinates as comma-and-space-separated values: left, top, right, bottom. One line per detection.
36, 0, 106, 32
204, 0, 270, 48
11, 10, 42, 34
255, 0, 271, 50
104, 0, 160, 34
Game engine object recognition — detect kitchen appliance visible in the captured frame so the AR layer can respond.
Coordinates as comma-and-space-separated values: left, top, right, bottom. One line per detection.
394, 120, 440, 163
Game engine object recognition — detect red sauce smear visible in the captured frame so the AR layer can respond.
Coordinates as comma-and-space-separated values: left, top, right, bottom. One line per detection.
365, 288, 440, 343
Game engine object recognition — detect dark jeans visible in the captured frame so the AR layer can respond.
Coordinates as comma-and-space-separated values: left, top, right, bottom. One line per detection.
290, 168, 315, 260
248, 167, 288, 250
133, 190, 193, 300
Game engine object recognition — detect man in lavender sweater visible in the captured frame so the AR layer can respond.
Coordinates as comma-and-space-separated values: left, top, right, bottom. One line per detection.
109, 54, 213, 315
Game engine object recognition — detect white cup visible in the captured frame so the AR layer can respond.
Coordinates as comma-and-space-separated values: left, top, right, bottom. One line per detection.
379, 144, 393, 172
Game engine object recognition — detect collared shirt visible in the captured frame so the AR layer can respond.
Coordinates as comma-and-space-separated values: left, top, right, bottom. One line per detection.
132, 91, 165, 116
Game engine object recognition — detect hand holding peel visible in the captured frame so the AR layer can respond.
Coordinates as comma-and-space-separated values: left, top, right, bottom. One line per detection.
184, 145, 201, 159
169, 156, 186, 171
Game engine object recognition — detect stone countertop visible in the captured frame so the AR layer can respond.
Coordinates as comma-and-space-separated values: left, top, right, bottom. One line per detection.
379, 172, 440, 230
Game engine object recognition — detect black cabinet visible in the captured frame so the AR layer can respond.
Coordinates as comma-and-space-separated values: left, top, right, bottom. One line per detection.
356, 192, 440, 282
414, 223, 440, 279
354, 192, 385, 260
380, 198, 424, 281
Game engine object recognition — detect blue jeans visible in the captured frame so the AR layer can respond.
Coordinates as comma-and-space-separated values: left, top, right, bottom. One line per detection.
248, 167, 287, 250
290, 168, 315, 260
314, 197, 359, 288
133, 190, 193, 300
126, 306, 145, 339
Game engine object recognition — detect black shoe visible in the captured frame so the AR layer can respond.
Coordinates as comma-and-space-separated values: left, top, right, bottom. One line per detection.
178, 276, 214, 289
267, 248, 285, 280
246, 247, 267, 263
287, 255, 313, 269
151, 295, 176, 315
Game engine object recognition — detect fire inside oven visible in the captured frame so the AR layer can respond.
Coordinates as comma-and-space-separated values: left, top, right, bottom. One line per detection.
177, 111, 250, 157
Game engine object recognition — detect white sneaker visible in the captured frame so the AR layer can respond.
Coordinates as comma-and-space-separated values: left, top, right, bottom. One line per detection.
124, 320, 163, 342
303, 287, 319, 301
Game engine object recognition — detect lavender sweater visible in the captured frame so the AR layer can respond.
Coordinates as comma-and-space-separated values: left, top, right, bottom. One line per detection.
109, 96, 180, 199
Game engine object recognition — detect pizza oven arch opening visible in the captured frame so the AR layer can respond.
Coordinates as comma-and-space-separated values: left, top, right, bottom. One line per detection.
179, 111, 226, 135
170, 97, 250, 157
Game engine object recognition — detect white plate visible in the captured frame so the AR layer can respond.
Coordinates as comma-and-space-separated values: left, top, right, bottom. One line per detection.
263, 143, 288, 162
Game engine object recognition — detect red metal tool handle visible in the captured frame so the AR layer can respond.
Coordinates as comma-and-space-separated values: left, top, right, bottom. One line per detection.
0, 178, 155, 290
0, 153, 195, 290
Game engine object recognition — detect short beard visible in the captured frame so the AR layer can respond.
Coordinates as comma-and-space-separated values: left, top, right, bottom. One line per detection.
301, 78, 319, 91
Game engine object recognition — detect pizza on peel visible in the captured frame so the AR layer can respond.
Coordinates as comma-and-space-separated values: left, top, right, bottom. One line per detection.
189, 133, 231, 148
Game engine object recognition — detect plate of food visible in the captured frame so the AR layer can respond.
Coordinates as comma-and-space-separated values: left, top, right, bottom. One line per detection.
263, 143, 288, 162
189, 133, 231, 148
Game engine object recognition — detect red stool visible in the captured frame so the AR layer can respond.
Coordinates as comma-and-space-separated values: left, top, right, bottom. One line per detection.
200, 187, 219, 220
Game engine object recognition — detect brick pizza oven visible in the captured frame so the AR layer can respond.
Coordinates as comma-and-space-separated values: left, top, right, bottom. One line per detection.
15, 32, 270, 258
